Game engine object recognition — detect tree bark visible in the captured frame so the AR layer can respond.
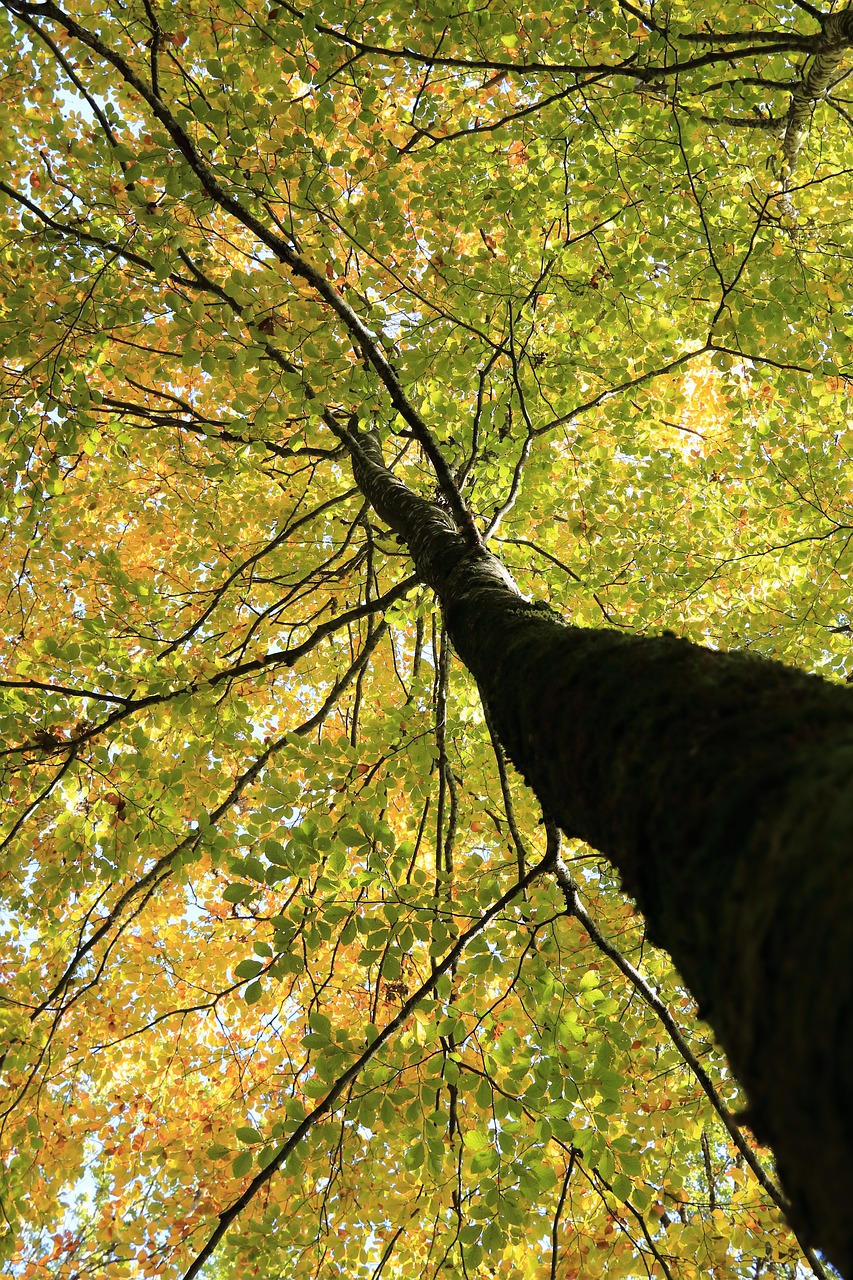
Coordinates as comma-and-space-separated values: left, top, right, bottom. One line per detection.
782, 10, 853, 174
351, 427, 853, 1278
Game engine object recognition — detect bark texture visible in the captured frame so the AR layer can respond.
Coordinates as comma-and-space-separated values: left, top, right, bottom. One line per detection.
352, 428, 853, 1277
783, 10, 853, 173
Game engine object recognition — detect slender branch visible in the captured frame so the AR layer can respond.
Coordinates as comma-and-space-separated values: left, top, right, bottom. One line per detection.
484, 706, 529, 880
1, 0, 479, 546
0, 179, 156, 271
483, 434, 532, 541
181, 852, 553, 1280
549, 1152, 576, 1280
592, 1165, 676, 1280
790, 0, 823, 20
532, 346, 709, 436
371, 1226, 405, 1279
497, 537, 625, 627
551, 855, 828, 1280
289, 14, 810, 77
0, 577, 414, 770
0, 748, 78, 854
28, 624, 390, 1019
141, 0, 161, 98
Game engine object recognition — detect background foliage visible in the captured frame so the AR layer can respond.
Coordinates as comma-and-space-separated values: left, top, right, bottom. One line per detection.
1, 0, 852, 1276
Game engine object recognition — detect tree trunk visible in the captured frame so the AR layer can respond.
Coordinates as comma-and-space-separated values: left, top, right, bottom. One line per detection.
351, 428, 853, 1277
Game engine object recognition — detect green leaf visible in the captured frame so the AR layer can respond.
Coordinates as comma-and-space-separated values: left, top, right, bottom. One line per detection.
235, 1126, 263, 1144
308, 1012, 332, 1038
302, 1077, 328, 1098
231, 1151, 253, 1178
463, 1129, 488, 1151
263, 840, 289, 865
300, 1032, 329, 1049
404, 1141, 425, 1170
223, 883, 253, 904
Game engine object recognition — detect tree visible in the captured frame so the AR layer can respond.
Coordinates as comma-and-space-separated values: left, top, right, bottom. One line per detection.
1, 1, 853, 1277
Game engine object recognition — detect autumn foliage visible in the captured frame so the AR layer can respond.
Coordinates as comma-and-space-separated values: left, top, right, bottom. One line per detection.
1, 0, 852, 1277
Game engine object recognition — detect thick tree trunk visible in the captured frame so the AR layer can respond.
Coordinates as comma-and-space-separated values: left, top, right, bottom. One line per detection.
351, 429, 853, 1277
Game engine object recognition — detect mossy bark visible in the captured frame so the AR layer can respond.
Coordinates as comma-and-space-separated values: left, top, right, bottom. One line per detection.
351, 430, 853, 1277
